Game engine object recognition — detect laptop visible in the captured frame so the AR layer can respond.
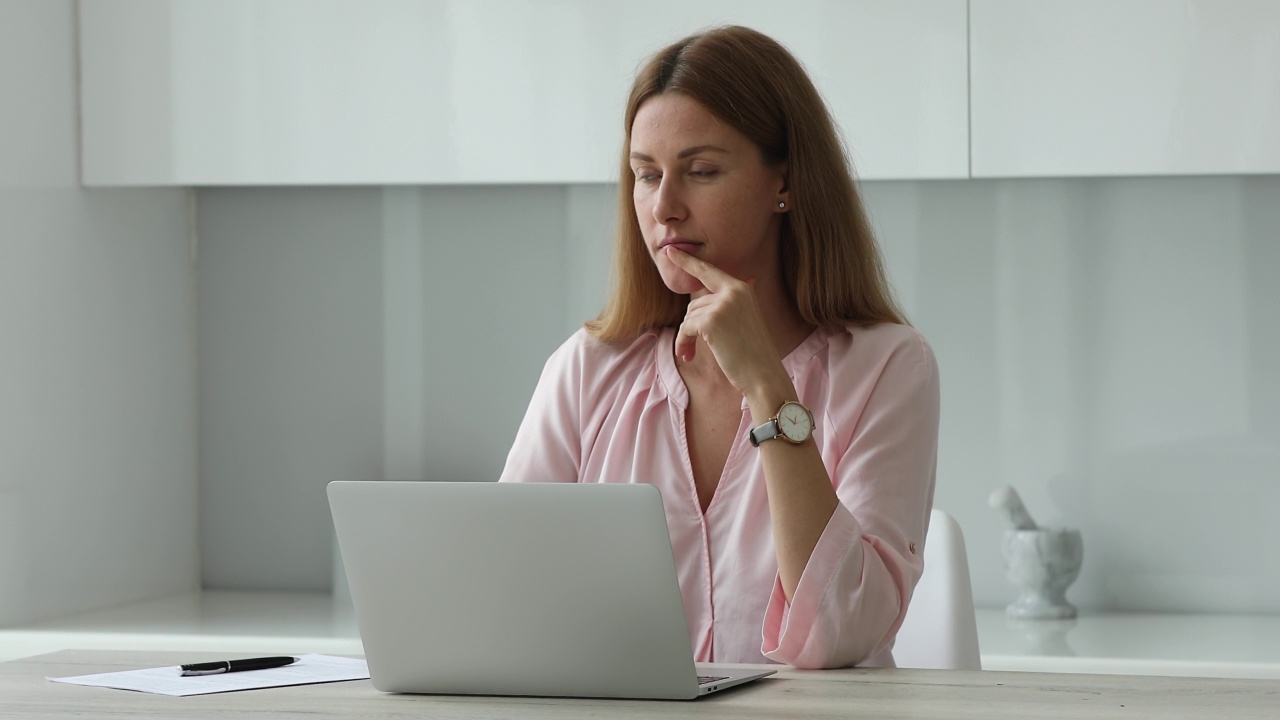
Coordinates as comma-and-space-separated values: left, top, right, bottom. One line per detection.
327, 480, 775, 699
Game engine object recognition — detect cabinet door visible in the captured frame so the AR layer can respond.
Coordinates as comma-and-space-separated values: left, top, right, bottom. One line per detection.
971, 0, 1280, 178
80, 0, 967, 185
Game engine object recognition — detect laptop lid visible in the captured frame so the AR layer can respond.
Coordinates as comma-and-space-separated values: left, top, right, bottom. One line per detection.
328, 481, 766, 699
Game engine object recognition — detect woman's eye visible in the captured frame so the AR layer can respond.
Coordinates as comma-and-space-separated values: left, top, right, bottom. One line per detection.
635, 171, 659, 183
690, 169, 718, 178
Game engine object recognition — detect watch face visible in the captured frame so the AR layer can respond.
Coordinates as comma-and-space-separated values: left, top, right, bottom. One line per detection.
777, 402, 813, 443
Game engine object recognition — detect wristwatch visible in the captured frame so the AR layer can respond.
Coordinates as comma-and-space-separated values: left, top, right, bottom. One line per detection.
748, 400, 814, 447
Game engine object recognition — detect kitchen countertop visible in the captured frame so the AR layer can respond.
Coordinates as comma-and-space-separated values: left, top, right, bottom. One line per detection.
977, 608, 1280, 678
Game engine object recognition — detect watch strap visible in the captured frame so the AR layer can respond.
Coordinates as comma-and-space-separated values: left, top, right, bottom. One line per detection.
748, 419, 780, 447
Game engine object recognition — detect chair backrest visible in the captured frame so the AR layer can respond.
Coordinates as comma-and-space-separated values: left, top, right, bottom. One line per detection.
893, 509, 982, 670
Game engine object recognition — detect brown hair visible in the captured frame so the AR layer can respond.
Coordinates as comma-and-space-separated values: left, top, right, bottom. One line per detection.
586, 26, 907, 342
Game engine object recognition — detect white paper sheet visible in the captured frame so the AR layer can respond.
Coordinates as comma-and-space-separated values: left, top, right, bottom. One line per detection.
47, 653, 370, 696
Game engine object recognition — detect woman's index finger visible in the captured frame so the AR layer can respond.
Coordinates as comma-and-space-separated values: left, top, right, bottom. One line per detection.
666, 246, 734, 291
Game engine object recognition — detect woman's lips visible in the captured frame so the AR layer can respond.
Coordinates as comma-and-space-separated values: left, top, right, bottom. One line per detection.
660, 241, 702, 254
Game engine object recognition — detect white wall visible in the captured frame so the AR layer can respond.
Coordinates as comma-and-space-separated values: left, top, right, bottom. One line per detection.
197, 177, 1280, 613
0, 0, 198, 625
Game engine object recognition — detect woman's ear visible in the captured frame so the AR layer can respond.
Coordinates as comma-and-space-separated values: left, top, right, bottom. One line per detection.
774, 167, 790, 212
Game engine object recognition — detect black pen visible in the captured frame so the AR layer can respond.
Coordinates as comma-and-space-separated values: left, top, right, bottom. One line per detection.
179, 656, 299, 676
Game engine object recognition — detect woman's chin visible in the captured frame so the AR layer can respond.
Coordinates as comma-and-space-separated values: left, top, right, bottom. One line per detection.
660, 272, 704, 296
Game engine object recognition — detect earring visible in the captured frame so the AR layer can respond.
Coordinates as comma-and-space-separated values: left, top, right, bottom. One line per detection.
778, 201, 786, 209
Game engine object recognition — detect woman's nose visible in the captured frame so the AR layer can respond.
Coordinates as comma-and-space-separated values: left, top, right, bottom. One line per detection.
652, 178, 687, 224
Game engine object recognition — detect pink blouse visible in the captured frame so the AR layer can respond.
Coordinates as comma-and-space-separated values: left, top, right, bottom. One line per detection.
499, 322, 939, 669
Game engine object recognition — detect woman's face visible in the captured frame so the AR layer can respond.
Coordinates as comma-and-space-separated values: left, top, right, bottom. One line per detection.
629, 93, 788, 296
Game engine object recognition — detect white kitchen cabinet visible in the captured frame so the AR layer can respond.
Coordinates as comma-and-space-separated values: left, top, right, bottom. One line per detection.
970, 0, 1280, 178
78, 0, 969, 186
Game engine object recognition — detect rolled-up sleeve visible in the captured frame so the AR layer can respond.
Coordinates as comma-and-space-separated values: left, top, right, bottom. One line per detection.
762, 330, 940, 668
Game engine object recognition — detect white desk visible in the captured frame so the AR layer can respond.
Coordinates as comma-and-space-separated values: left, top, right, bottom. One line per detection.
5, 649, 1279, 719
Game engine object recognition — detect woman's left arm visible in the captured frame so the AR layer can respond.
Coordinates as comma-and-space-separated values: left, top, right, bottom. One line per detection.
746, 376, 840, 604
757, 332, 939, 669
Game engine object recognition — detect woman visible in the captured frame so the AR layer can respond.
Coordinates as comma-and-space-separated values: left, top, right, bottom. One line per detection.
499, 25, 939, 670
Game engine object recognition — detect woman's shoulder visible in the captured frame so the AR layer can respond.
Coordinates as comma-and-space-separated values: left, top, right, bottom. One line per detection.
822, 322, 938, 379
545, 326, 665, 381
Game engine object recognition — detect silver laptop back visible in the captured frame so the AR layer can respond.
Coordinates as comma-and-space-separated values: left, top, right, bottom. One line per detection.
328, 481, 707, 699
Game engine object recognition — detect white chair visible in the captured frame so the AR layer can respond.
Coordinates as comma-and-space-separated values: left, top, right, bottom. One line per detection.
893, 509, 982, 670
